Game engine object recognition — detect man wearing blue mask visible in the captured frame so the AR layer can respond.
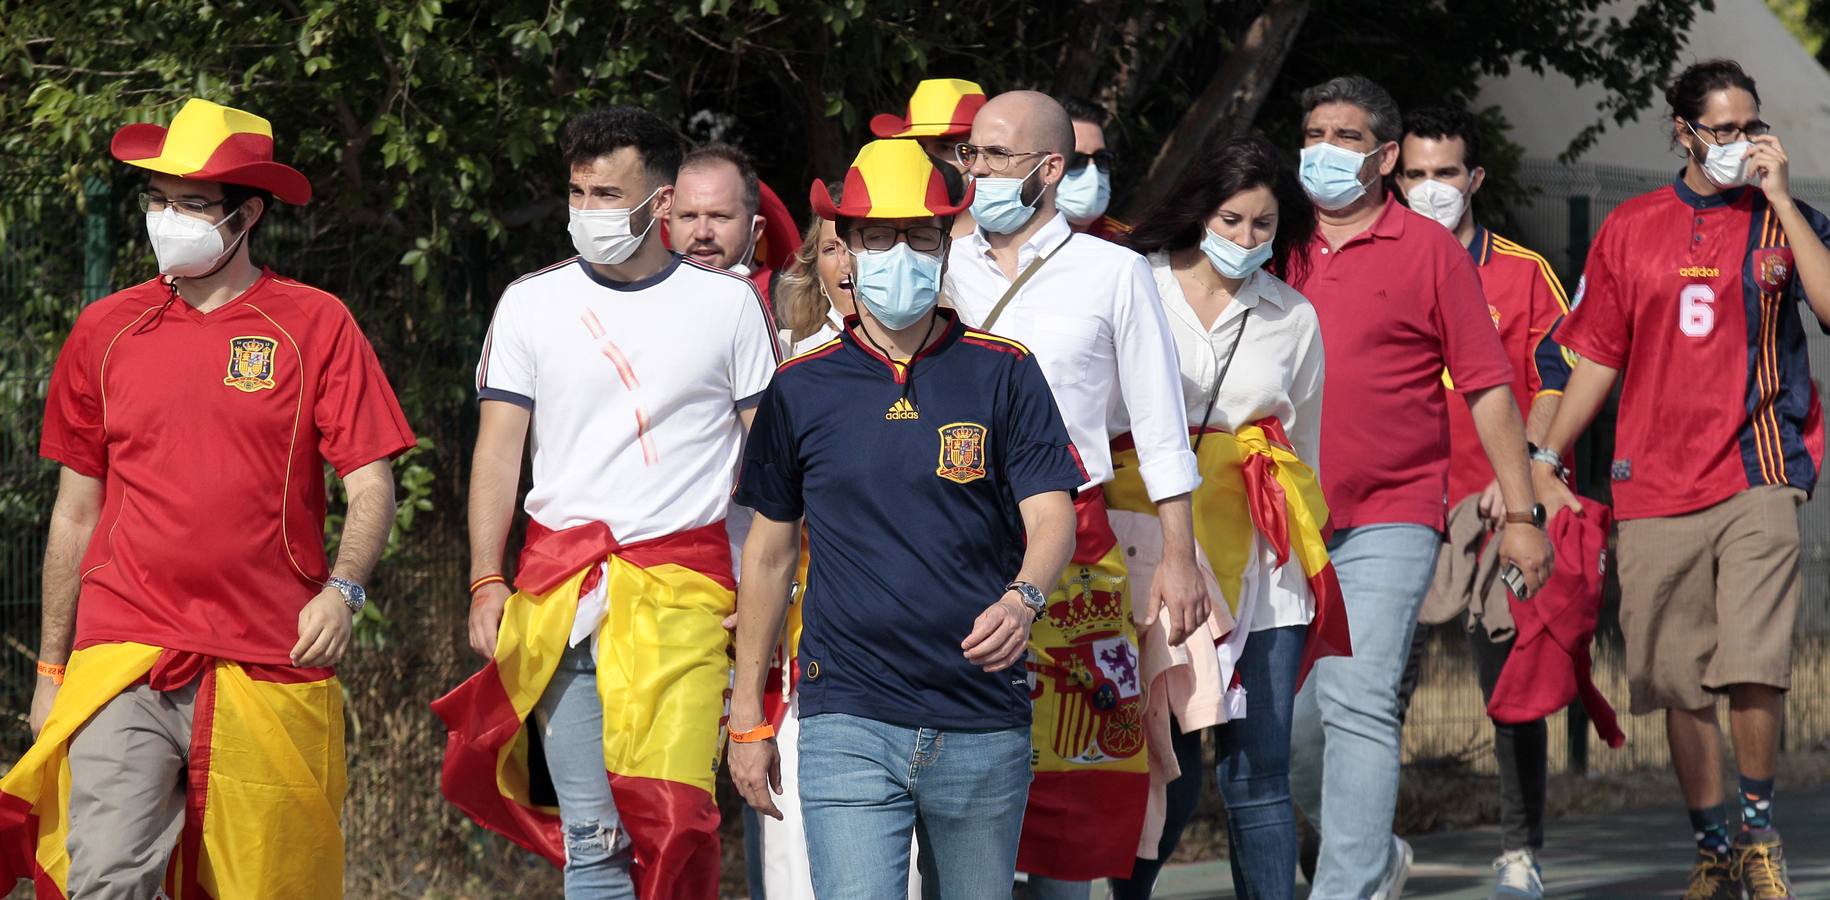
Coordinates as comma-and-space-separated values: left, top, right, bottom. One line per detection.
947, 90, 1204, 899
1056, 95, 1127, 243
1284, 75, 1554, 900
726, 137, 1082, 898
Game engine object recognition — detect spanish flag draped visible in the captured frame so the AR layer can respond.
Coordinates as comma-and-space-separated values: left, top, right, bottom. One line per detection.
1106, 418, 1351, 688
431, 520, 735, 900
0, 644, 346, 899
1017, 488, 1150, 881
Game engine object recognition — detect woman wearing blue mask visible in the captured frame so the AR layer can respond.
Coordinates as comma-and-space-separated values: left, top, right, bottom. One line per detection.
1105, 134, 1338, 900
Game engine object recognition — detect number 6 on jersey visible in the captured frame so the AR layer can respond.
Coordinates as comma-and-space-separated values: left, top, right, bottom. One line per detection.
1679, 283, 1715, 337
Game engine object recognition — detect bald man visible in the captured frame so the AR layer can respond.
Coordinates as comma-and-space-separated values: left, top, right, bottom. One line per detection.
942, 90, 1203, 898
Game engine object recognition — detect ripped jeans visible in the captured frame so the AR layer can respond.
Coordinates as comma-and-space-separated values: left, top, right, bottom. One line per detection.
535, 641, 637, 899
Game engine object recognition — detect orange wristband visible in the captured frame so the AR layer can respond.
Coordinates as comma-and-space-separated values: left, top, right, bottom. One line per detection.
729, 722, 776, 744
469, 574, 507, 595
36, 661, 65, 685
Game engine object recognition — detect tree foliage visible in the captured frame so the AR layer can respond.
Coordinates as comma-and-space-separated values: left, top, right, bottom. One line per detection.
1, 0, 1710, 503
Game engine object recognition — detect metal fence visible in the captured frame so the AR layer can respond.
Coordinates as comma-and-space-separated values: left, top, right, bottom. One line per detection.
1400, 159, 1830, 777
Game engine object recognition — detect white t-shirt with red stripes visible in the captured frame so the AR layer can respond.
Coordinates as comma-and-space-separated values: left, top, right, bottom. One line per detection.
478, 254, 779, 543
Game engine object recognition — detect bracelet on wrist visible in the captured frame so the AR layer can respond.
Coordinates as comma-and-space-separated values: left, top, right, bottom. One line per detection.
36, 661, 66, 685
469, 574, 507, 595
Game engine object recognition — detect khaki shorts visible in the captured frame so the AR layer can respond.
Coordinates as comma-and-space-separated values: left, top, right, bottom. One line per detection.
1617, 485, 1804, 714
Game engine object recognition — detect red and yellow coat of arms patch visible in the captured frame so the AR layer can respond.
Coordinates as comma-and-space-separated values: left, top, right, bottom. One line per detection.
1754, 247, 1795, 293
935, 422, 988, 484
223, 335, 279, 392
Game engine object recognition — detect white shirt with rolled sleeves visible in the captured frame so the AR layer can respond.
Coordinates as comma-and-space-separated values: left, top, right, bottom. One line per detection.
943, 212, 1199, 501
477, 254, 779, 546
1112, 252, 1325, 633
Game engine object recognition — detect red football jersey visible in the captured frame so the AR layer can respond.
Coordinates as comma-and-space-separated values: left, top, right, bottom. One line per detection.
1443, 228, 1574, 501
40, 270, 416, 665
1291, 199, 1515, 530
1558, 178, 1827, 519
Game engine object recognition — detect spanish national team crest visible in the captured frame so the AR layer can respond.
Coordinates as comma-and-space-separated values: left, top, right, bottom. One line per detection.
935, 422, 988, 484
223, 335, 279, 392
1754, 247, 1795, 293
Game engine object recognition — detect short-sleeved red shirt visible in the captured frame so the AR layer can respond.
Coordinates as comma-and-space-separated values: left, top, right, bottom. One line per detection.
40, 270, 416, 665
1290, 198, 1514, 531
1444, 227, 1574, 501
1557, 178, 1827, 519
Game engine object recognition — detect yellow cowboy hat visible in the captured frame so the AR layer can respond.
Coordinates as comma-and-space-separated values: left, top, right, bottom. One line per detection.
811, 139, 973, 221
111, 99, 312, 205
869, 78, 988, 139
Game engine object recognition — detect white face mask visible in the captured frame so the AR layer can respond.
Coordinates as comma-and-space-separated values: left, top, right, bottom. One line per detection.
568, 186, 661, 265
1404, 179, 1469, 231
145, 206, 244, 278
1687, 123, 1753, 188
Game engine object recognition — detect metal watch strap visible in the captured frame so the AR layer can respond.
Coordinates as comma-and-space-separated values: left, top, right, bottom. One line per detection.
1007, 581, 1047, 620
1528, 443, 1568, 480
327, 577, 366, 614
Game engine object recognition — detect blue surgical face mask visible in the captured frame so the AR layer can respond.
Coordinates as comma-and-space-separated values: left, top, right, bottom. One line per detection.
1055, 162, 1111, 222
970, 159, 1046, 234
849, 242, 943, 330
1298, 142, 1377, 210
1200, 228, 1274, 280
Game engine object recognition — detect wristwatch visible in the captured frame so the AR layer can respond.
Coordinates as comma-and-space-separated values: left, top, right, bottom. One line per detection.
1527, 442, 1569, 481
1504, 503, 1547, 529
1006, 581, 1048, 620
326, 577, 367, 615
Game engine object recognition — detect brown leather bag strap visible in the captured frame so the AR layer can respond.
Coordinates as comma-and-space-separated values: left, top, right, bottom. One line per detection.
978, 233, 1071, 332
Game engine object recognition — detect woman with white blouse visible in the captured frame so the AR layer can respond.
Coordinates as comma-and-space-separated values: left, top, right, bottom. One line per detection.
1106, 135, 1325, 900
775, 180, 856, 358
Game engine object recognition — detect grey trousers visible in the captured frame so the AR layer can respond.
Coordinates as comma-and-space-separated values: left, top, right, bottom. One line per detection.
66, 681, 198, 900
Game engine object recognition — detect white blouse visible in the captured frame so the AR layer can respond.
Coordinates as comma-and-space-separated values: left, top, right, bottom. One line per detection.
1118, 252, 1327, 632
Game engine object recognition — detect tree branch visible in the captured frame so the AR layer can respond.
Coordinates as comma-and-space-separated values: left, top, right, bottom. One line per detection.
1122, 0, 1312, 222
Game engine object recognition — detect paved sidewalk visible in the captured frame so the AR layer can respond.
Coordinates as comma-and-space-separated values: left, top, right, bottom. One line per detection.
1102, 786, 1830, 899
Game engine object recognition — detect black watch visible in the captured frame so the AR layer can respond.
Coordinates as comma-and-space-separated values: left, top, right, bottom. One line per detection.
1006, 581, 1048, 620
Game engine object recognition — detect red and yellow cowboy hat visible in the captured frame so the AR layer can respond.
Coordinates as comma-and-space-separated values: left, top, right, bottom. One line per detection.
869, 78, 988, 139
111, 99, 312, 205
811, 139, 973, 221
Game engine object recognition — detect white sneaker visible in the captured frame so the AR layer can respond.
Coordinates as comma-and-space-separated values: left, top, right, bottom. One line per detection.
1491, 849, 1544, 899
1370, 834, 1413, 900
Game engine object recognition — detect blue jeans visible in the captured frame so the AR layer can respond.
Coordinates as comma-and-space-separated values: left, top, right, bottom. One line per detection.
535, 642, 637, 900
799, 712, 1030, 899
1288, 524, 1439, 899
1108, 624, 1307, 900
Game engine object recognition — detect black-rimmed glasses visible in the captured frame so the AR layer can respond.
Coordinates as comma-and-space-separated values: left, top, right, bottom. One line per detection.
844, 224, 945, 252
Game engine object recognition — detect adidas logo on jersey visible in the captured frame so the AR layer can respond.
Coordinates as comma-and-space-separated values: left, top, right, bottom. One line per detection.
885, 398, 920, 420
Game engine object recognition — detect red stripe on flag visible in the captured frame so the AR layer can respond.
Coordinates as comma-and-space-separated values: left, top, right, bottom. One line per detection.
433, 663, 721, 898
433, 660, 566, 865
1017, 769, 1149, 880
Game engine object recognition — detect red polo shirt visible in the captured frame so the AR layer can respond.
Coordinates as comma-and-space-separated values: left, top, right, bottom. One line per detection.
40, 270, 416, 665
1290, 198, 1513, 531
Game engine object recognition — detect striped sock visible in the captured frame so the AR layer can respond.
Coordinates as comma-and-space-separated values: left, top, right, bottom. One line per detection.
1689, 804, 1732, 856
1739, 774, 1775, 831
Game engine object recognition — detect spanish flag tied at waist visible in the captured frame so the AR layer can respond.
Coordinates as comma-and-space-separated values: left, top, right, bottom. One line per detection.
0, 644, 346, 899
1017, 486, 1151, 881
431, 519, 735, 900
1107, 419, 1352, 688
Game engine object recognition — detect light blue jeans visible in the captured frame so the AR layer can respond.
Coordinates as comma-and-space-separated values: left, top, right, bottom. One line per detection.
1288, 524, 1440, 899
799, 712, 1031, 899
535, 641, 637, 900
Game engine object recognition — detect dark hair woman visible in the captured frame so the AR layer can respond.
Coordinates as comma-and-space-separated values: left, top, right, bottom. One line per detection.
1105, 134, 1328, 900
